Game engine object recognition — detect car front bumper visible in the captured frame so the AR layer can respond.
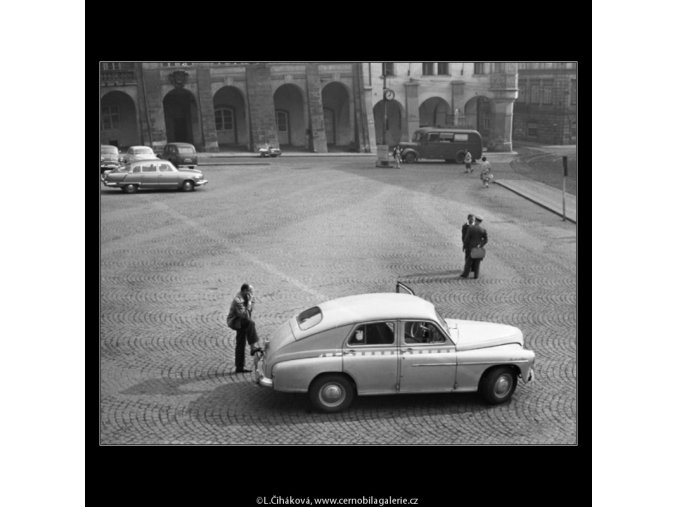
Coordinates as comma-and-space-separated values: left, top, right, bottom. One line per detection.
194, 179, 208, 186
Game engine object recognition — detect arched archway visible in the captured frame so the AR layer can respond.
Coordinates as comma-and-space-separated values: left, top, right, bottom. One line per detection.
321, 82, 352, 149
419, 97, 451, 128
213, 86, 247, 149
100, 91, 139, 149
163, 89, 199, 144
464, 96, 492, 138
373, 99, 404, 147
273, 84, 306, 148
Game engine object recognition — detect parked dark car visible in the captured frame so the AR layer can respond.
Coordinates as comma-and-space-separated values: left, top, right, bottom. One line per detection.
398, 128, 483, 164
161, 142, 198, 169
100, 145, 121, 176
102, 160, 208, 193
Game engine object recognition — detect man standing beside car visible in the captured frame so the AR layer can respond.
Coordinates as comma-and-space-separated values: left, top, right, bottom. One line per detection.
227, 283, 262, 373
461, 216, 488, 279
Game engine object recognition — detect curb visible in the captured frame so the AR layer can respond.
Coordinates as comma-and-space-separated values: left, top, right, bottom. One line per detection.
494, 181, 576, 224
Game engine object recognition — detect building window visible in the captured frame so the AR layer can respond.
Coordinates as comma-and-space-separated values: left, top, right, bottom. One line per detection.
530, 81, 541, 104
102, 62, 122, 71
473, 63, 486, 75
527, 121, 539, 137
494, 62, 505, 73
517, 80, 526, 102
102, 106, 119, 130
438, 62, 449, 75
162, 62, 193, 67
542, 80, 553, 105
571, 79, 577, 105
215, 108, 234, 131
422, 62, 435, 75
382, 62, 394, 76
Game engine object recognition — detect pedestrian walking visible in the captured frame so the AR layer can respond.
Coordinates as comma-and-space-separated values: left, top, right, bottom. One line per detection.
226, 283, 262, 373
464, 150, 473, 173
393, 145, 403, 168
479, 156, 494, 187
461, 216, 488, 279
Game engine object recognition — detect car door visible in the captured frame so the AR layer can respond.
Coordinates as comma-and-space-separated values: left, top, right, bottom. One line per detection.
136, 162, 160, 187
398, 320, 457, 393
341, 321, 399, 395
157, 162, 179, 187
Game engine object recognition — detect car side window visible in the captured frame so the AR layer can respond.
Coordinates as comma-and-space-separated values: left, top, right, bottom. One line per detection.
428, 134, 440, 142
404, 321, 447, 344
348, 322, 395, 346
141, 164, 157, 173
159, 164, 172, 172
132, 166, 141, 173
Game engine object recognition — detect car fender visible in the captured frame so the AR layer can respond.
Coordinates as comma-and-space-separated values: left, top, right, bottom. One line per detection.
401, 148, 418, 159
454, 344, 535, 391
271, 355, 343, 393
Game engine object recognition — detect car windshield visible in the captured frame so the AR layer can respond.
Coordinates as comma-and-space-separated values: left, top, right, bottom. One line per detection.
434, 308, 450, 336
177, 147, 195, 155
101, 146, 118, 154
132, 147, 154, 154
413, 131, 423, 142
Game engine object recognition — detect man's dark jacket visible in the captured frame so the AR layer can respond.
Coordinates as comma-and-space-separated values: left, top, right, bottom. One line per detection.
463, 223, 488, 251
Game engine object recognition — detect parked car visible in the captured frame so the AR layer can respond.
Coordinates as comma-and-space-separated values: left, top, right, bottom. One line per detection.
398, 127, 482, 164
161, 142, 198, 169
100, 145, 121, 177
258, 143, 281, 157
102, 159, 208, 193
255, 282, 535, 413
121, 145, 159, 164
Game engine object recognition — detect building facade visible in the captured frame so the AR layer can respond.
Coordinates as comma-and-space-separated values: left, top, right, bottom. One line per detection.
100, 62, 520, 153
513, 62, 577, 145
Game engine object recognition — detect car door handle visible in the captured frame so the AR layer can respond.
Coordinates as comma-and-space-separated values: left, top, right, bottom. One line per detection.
343, 350, 355, 355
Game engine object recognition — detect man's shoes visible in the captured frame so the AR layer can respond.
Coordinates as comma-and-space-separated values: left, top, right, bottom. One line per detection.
459, 275, 468, 279
235, 368, 252, 373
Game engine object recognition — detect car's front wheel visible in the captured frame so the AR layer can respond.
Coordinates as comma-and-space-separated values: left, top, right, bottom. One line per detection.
309, 374, 355, 413
181, 180, 194, 192
123, 184, 138, 194
479, 366, 517, 404
404, 152, 416, 163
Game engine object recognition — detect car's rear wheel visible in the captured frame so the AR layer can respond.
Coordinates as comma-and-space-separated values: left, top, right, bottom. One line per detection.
479, 366, 517, 404
404, 152, 416, 163
123, 184, 138, 194
309, 374, 355, 413
181, 180, 194, 192
455, 151, 466, 164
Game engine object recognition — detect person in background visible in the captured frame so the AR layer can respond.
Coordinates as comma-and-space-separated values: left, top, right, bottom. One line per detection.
479, 156, 494, 187
464, 150, 473, 173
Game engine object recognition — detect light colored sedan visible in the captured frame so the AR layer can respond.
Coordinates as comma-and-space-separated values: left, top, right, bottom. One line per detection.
255, 283, 535, 412
102, 160, 208, 193
121, 145, 159, 164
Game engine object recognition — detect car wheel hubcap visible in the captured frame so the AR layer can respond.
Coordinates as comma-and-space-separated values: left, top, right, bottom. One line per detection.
494, 375, 512, 397
320, 383, 345, 406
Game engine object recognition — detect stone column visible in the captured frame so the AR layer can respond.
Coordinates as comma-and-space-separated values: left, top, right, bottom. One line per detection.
139, 66, 167, 151
491, 99, 515, 152
404, 81, 420, 141
245, 64, 278, 151
305, 64, 328, 153
196, 66, 219, 152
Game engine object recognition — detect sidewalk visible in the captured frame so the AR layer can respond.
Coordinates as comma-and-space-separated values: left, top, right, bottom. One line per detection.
494, 179, 576, 223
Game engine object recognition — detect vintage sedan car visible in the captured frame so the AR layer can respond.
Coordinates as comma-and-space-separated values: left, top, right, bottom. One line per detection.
100, 145, 121, 176
255, 283, 535, 412
258, 143, 281, 157
121, 145, 159, 164
102, 159, 208, 193
161, 142, 199, 169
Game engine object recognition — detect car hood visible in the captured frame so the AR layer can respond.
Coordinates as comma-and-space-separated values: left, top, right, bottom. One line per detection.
445, 319, 523, 351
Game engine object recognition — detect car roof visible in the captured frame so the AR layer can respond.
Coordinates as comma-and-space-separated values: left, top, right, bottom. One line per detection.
415, 127, 479, 134
295, 293, 438, 339
166, 142, 195, 148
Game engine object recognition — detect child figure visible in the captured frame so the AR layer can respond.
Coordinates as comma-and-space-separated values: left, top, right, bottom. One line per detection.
393, 145, 403, 168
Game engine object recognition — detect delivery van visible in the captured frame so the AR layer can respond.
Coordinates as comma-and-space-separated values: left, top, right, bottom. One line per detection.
397, 128, 483, 163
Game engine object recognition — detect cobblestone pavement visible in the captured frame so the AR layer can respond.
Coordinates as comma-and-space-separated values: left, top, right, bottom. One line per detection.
100, 157, 576, 445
